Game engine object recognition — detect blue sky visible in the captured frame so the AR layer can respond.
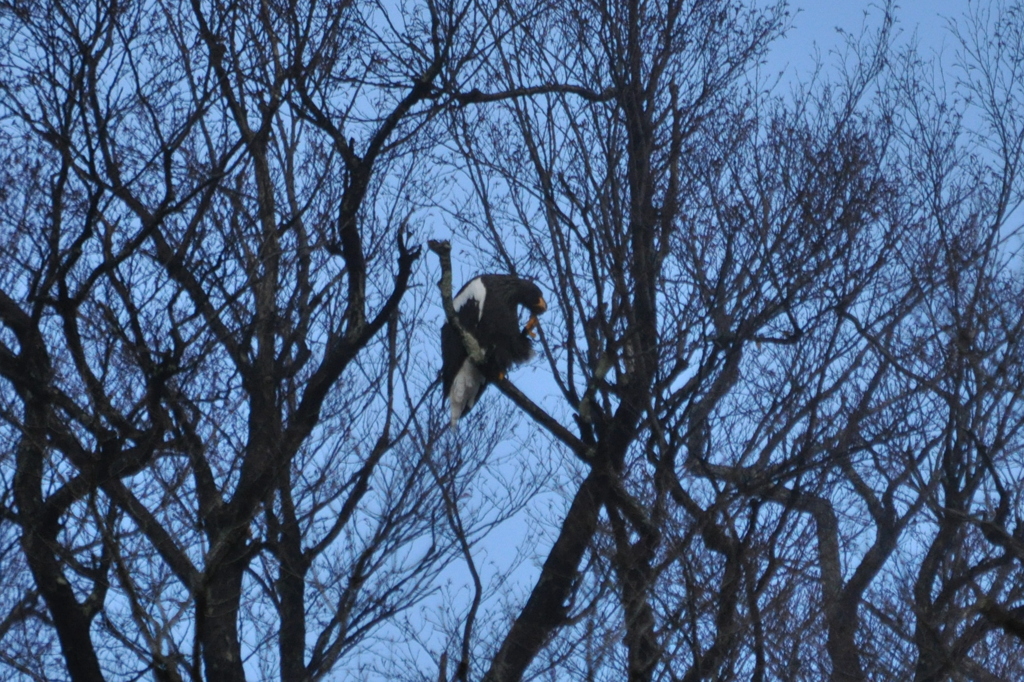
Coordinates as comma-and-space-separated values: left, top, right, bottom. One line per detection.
768, 0, 964, 80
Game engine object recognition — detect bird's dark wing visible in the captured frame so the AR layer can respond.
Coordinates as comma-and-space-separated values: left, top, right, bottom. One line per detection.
477, 276, 534, 375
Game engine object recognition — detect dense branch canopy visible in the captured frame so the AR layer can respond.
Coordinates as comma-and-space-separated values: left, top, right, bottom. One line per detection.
1, 0, 1023, 681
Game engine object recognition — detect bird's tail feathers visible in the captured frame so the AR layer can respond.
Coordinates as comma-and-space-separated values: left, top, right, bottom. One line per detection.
449, 360, 485, 428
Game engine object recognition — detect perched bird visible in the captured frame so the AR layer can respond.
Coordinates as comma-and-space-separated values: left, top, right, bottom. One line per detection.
441, 275, 547, 427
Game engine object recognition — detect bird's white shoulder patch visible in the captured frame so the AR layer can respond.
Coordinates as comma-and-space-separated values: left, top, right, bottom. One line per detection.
453, 277, 487, 321
449, 359, 485, 428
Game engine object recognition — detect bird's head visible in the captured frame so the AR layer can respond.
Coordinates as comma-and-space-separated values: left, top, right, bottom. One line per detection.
517, 281, 547, 316
515, 280, 547, 338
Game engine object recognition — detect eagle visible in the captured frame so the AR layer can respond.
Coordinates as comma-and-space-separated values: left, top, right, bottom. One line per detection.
441, 275, 547, 427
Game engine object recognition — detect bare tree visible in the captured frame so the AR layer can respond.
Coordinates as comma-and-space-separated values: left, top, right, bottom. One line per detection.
0, 0, 508, 680
438, 0, 1024, 680
3, 0, 1024, 681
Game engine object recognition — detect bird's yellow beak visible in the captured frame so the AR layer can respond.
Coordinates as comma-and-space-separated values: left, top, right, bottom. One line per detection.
535, 296, 547, 313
